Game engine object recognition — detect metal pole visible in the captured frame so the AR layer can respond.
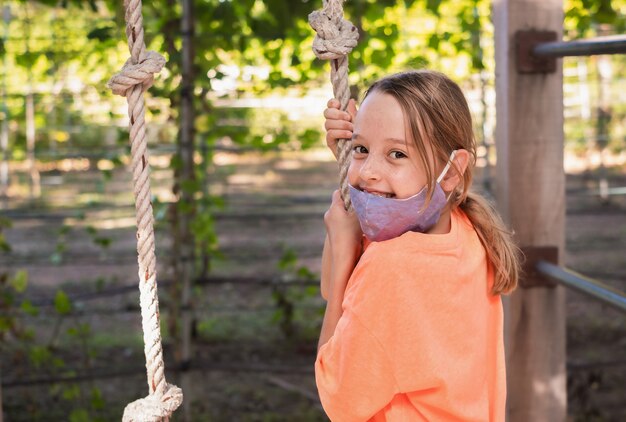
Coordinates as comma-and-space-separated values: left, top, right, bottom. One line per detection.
536, 261, 626, 313
533, 34, 626, 58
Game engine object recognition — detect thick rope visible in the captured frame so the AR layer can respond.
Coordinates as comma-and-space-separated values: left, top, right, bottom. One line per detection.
107, 0, 182, 420
309, 0, 358, 210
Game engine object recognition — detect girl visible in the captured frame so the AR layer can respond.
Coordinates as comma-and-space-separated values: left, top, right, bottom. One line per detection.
315, 70, 520, 421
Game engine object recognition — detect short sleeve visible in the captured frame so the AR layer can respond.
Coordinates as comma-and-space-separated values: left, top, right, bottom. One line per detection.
315, 309, 399, 422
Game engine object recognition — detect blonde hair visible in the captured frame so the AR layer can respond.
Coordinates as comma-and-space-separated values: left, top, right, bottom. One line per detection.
364, 70, 519, 295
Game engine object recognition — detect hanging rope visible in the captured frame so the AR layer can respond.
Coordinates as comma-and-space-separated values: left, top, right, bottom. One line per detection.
309, 0, 359, 209
107, 0, 182, 420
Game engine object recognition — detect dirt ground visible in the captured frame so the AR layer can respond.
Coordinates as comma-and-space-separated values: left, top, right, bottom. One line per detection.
1, 149, 625, 421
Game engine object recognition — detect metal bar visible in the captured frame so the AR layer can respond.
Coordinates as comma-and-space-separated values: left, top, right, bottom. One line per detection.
536, 261, 626, 313
533, 34, 626, 58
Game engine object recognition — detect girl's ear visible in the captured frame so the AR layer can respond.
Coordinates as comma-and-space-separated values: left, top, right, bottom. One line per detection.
440, 149, 470, 192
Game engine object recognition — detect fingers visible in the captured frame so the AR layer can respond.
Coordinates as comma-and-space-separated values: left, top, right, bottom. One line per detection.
324, 190, 343, 228
327, 98, 340, 109
325, 98, 355, 122
323, 121, 353, 135
325, 190, 343, 214
324, 113, 353, 137
347, 99, 358, 122
325, 190, 363, 250
323, 106, 353, 124
327, 98, 358, 115
324, 99, 354, 159
331, 189, 343, 205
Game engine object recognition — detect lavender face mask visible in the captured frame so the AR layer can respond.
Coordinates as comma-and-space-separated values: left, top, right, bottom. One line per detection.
350, 151, 457, 242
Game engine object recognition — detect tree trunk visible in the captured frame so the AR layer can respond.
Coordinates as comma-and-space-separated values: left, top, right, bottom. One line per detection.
25, 91, 40, 199
24, 6, 39, 199
0, 98, 8, 202
160, 0, 182, 355
595, 25, 612, 203
0, 0, 9, 206
177, 0, 196, 420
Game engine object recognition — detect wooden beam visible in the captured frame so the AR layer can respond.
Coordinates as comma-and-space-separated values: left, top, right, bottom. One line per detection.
492, 0, 567, 420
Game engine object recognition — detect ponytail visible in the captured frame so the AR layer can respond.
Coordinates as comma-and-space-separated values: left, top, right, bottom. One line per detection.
458, 192, 520, 295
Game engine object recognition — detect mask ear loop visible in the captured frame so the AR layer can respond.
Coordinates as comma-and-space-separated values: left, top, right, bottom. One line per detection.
437, 150, 458, 201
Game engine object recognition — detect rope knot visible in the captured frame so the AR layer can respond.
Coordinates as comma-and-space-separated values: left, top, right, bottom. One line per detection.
122, 383, 183, 422
108, 51, 166, 97
308, 1, 359, 60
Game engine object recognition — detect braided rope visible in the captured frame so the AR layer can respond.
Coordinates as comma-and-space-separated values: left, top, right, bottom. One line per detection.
309, 0, 359, 210
107, 1, 182, 420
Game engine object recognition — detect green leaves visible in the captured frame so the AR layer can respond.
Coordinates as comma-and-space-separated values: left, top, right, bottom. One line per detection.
426, 0, 443, 16
29, 345, 53, 368
54, 289, 72, 315
277, 246, 317, 282
565, 0, 625, 38
10, 269, 28, 293
20, 299, 39, 316
86, 24, 115, 42
277, 248, 298, 271
0, 216, 11, 253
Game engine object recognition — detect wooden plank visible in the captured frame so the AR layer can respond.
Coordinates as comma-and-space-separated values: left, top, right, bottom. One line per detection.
493, 0, 567, 420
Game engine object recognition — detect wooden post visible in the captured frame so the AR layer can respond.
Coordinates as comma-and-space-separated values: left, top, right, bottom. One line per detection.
492, 0, 567, 421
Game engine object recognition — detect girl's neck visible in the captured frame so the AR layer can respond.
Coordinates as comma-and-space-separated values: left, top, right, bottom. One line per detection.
427, 208, 452, 235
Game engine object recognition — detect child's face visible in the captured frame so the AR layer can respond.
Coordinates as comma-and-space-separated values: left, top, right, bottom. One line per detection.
348, 91, 429, 199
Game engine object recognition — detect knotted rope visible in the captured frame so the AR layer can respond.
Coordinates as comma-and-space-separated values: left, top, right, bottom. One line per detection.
107, 0, 182, 420
309, 0, 359, 209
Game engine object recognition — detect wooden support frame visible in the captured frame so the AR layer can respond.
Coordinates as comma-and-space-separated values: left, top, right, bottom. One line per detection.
520, 246, 559, 288
516, 30, 558, 73
493, 0, 567, 420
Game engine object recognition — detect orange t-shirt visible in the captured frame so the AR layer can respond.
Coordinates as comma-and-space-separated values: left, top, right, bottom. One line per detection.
315, 210, 506, 421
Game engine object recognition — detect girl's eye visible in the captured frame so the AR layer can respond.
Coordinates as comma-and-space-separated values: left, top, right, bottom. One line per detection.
353, 145, 368, 154
389, 150, 407, 159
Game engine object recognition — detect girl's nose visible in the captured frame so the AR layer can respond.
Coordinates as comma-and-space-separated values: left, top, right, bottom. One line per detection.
359, 156, 380, 181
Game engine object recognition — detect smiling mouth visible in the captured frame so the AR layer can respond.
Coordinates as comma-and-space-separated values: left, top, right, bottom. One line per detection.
363, 189, 395, 198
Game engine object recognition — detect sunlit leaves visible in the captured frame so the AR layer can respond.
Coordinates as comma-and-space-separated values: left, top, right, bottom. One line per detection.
565, 0, 625, 38
10, 270, 28, 293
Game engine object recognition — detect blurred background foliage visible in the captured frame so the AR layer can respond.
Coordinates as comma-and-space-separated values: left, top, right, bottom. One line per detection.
1, 0, 624, 156
1, 1, 625, 420
1, 0, 625, 304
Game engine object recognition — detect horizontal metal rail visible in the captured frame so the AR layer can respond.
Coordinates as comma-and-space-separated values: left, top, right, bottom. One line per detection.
534, 34, 626, 58
536, 261, 626, 313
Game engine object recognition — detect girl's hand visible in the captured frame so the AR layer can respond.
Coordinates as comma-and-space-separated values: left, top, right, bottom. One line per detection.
324, 190, 362, 262
324, 98, 358, 159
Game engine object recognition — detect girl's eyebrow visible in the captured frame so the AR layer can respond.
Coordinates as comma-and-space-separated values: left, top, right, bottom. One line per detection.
385, 137, 408, 146
352, 133, 407, 145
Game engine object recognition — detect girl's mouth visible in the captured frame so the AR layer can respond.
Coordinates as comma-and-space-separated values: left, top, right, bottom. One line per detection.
363, 188, 395, 198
